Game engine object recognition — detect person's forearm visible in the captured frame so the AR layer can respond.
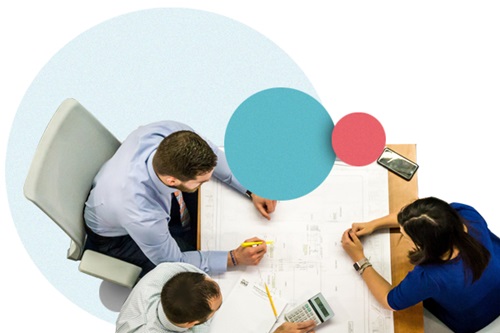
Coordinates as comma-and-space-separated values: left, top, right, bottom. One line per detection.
371, 212, 399, 230
360, 266, 394, 310
210, 144, 247, 194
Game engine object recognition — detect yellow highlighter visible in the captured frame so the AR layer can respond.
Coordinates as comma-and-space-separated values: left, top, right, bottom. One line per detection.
240, 240, 274, 247
264, 283, 278, 319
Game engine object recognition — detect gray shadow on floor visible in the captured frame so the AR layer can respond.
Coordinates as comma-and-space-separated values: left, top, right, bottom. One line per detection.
99, 280, 132, 312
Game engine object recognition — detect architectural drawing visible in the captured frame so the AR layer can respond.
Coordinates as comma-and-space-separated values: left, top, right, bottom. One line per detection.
201, 162, 394, 332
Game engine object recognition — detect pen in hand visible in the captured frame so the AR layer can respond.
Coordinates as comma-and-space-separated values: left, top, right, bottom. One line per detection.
241, 240, 274, 247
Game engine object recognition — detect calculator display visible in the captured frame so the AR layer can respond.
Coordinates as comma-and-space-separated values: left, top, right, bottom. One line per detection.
314, 297, 330, 317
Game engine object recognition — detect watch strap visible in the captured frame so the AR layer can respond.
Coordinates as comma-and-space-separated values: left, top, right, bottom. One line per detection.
358, 262, 372, 275
353, 258, 369, 271
245, 190, 253, 200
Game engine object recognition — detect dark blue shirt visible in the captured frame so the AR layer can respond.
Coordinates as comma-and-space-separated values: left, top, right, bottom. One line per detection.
387, 203, 500, 333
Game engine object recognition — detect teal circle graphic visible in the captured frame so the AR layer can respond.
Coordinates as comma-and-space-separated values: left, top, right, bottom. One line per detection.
224, 88, 335, 200
5, 9, 318, 323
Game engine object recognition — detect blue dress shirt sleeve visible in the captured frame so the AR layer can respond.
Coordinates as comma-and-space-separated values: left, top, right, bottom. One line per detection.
124, 216, 228, 274
205, 139, 247, 194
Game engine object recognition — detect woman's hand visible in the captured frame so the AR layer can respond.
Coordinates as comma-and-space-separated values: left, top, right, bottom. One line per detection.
341, 228, 365, 262
351, 222, 376, 237
351, 212, 400, 236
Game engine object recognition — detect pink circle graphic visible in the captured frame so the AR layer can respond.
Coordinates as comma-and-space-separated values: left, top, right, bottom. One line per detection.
331, 112, 386, 166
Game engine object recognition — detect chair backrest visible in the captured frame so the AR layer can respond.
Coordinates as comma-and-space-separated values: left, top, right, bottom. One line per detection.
24, 98, 120, 259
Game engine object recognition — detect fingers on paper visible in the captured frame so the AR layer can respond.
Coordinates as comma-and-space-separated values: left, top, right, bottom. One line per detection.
265, 199, 277, 213
257, 205, 272, 220
341, 229, 360, 248
351, 223, 366, 236
253, 196, 277, 220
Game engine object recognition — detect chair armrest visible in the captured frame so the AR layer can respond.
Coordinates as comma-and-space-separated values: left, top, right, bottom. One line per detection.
79, 250, 142, 289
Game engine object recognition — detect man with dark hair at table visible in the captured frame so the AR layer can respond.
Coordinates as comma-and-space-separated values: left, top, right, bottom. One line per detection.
84, 121, 277, 276
116, 263, 317, 333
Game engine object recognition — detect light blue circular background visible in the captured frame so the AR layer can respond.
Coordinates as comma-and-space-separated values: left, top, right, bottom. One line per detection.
225, 88, 335, 200
5, 8, 319, 322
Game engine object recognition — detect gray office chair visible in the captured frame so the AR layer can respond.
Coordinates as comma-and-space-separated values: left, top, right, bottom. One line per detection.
24, 98, 142, 288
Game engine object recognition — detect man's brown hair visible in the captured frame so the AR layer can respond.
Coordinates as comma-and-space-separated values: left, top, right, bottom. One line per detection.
161, 272, 221, 324
153, 130, 217, 181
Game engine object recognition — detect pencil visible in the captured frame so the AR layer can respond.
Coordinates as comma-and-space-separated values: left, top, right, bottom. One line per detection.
264, 283, 278, 319
240, 240, 274, 247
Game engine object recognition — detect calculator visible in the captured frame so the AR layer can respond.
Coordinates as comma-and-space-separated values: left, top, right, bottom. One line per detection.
284, 292, 334, 325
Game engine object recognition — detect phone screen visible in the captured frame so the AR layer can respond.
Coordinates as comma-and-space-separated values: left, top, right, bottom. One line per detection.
377, 148, 418, 181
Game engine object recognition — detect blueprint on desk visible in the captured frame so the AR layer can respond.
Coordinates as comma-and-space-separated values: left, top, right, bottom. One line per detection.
200, 161, 394, 333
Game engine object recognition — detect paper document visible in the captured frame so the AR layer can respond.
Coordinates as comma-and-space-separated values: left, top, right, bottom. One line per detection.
201, 161, 394, 332
209, 275, 287, 333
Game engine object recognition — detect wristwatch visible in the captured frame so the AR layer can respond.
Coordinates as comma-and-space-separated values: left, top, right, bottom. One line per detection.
353, 258, 370, 272
245, 190, 253, 200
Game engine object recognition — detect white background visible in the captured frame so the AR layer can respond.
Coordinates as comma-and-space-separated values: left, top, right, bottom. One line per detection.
1, 1, 499, 331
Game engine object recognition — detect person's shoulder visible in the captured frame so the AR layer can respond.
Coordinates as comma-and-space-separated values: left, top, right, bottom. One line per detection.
450, 202, 492, 239
156, 262, 206, 275
450, 202, 476, 211
123, 121, 194, 142
450, 202, 483, 220
139, 121, 194, 132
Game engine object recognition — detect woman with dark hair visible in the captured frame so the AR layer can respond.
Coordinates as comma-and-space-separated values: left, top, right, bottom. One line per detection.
341, 197, 500, 333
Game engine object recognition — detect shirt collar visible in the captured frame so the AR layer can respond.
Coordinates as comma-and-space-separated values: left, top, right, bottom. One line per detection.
147, 150, 176, 197
157, 304, 189, 332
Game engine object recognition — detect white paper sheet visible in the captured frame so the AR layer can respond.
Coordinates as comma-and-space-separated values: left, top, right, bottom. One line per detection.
209, 275, 287, 333
201, 161, 394, 333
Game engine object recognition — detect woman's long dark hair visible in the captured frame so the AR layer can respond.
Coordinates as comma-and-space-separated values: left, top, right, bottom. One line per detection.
397, 197, 490, 282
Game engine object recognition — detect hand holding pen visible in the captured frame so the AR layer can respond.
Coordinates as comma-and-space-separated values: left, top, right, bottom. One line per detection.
228, 237, 269, 266
241, 240, 274, 247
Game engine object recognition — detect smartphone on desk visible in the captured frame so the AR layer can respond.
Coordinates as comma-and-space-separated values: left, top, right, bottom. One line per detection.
284, 292, 334, 326
377, 147, 419, 181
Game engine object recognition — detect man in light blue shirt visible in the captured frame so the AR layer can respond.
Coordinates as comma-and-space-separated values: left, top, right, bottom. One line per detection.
84, 121, 276, 276
116, 262, 317, 333
116, 262, 219, 333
